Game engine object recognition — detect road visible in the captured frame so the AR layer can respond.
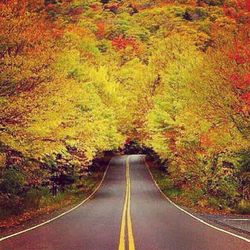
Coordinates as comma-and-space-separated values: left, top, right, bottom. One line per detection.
0, 155, 249, 250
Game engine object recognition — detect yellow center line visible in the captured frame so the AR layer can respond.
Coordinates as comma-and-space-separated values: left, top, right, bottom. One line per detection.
118, 156, 135, 250
127, 162, 135, 250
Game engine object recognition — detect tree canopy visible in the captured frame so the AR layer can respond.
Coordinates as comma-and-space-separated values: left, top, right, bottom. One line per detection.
0, 0, 249, 214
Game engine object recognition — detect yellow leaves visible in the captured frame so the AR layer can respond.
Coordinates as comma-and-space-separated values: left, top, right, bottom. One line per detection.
88, 66, 112, 89
1, 0, 248, 174
27, 119, 62, 136
0, 70, 125, 160
54, 49, 84, 79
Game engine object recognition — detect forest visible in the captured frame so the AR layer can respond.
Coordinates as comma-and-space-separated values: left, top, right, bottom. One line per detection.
0, 0, 249, 226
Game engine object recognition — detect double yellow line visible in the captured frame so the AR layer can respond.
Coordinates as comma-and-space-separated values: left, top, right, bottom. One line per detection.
118, 156, 135, 250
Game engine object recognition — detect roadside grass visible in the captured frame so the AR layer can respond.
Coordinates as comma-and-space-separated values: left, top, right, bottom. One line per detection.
237, 200, 250, 214
152, 170, 182, 198
0, 172, 102, 230
150, 167, 241, 214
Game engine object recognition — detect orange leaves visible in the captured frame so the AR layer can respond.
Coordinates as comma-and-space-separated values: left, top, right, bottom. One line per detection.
0, 0, 27, 16
66, 24, 86, 37
163, 130, 180, 154
111, 36, 139, 51
0, 1, 61, 57
0, 0, 63, 97
96, 22, 106, 38
200, 133, 212, 148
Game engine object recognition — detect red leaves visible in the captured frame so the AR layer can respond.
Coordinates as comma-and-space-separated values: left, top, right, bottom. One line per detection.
229, 72, 250, 113
243, 73, 250, 85
229, 73, 250, 113
223, 0, 250, 21
228, 40, 250, 71
230, 73, 250, 89
223, 7, 238, 19
228, 46, 250, 65
240, 91, 250, 113
241, 91, 250, 105
225, 25, 250, 115
229, 53, 246, 64
111, 36, 138, 50
69, 6, 84, 16
237, 0, 250, 12
90, 4, 98, 11
46, 3, 54, 10
246, 0, 250, 11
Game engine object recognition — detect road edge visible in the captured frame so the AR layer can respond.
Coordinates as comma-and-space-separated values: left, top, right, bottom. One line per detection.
0, 159, 112, 242
143, 157, 250, 243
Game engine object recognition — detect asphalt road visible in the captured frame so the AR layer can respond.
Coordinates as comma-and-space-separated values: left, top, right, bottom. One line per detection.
0, 155, 249, 250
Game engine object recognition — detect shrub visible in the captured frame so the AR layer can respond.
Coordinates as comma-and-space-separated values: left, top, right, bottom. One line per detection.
24, 187, 49, 209
237, 199, 250, 214
183, 7, 208, 21
0, 168, 25, 195
184, 189, 204, 204
0, 194, 23, 218
158, 177, 174, 191
204, 0, 225, 6
207, 196, 229, 209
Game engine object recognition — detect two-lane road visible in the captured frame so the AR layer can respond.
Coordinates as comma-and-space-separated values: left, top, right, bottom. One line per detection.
0, 155, 249, 250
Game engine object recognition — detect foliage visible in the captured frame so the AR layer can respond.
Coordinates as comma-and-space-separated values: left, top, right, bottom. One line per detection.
0, 168, 25, 195
0, 0, 249, 215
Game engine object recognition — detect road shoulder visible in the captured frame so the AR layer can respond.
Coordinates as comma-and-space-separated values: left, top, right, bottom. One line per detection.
144, 158, 250, 242
0, 162, 109, 240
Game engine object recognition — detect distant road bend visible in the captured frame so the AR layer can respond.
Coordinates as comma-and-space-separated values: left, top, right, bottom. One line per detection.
0, 155, 249, 250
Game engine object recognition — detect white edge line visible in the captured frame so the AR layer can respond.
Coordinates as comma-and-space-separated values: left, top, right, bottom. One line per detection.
0, 159, 112, 242
143, 157, 250, 243
225, 219, 250, 221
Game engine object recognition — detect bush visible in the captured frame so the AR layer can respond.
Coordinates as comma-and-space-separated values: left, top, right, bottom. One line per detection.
238, 150, 250, 172
0, 194, 23, 218
207, 196, 229, 210
24, 187, 49, 209
39, 191, 66, 207
183, 7, 208, 21
184, 189, 204, 205
237, 200, 250, 214
204, 0, 224, 6
0, 168, 25, 195
158, 177, 174, 190
165, 188, 182, 198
